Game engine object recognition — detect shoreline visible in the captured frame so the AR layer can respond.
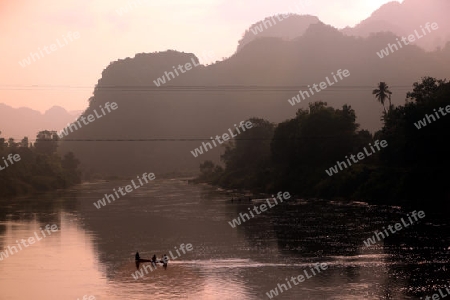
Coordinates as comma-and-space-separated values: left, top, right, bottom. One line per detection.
191, 178, 433, 212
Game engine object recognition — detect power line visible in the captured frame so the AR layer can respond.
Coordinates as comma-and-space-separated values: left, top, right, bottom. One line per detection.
0, 85, 414, 92
4, 137, 371, 142
7, 132, 446, 143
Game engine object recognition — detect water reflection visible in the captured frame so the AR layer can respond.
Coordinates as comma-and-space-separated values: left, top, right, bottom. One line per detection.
0, 212, 104, 300
0, 180, 449, 299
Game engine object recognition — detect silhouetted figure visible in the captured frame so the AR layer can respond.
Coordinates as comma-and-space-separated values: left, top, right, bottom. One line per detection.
151, 254, 157, 267
162, 254, 169, 270
135, 251, 140, 261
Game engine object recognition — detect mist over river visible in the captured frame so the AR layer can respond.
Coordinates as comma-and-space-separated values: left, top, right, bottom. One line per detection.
0, 179, 449, 299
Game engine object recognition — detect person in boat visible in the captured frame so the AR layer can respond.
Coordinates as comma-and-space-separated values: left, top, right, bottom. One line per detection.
162, 254, 169, 263
135, 252, 140, 261
151, 254, 157, 266
162, 254, 169, 269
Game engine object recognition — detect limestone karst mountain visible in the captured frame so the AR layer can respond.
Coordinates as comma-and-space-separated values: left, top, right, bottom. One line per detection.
59, 20, 450, 175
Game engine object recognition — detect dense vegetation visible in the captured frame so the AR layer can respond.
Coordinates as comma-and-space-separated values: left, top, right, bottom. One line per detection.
0, 130, 81, 198
196, 77, 450, 210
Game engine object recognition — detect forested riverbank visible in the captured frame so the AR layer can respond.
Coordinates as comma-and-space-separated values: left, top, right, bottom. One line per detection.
195, 77, 450, 210
0, 130, 81, 198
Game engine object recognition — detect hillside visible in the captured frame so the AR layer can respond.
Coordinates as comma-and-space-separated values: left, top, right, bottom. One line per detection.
59, 22, 450, 176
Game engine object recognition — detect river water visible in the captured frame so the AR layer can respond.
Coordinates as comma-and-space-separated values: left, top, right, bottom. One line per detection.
0, 179, 449, 299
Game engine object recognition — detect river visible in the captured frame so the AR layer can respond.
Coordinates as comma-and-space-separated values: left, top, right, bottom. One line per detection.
0, 179, 449, 299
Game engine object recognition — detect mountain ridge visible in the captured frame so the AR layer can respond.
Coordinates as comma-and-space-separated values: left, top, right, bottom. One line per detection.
59, 21, 450, 175
0, 103, 78, 140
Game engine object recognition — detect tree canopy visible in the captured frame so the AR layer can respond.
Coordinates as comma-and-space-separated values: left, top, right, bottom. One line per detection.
0, 130, 81, 198
197, 77, 450, 210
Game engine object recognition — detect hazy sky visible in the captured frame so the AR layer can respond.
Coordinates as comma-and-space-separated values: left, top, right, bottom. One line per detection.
0, 0, 402, 112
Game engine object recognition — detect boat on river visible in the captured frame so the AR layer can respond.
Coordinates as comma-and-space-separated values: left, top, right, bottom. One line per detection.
135, 259, 167, 264
135, 258, 153, 263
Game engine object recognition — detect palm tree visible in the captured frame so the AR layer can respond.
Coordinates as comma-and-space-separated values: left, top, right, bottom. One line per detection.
372, 82, 392, 113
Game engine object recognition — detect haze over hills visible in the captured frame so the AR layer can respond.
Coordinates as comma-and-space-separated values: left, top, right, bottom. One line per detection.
342, 0, 450, 51
2, 0, 448, 175
59, 18, 450, 176
0, 103, 79, 141
3, 2, 450, 299
237, 0, 450, 53
236, 14, 320, 52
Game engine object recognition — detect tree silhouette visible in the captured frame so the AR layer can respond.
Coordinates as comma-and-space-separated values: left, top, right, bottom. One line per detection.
372, 82, 392, 113
0, 130, 81, 197
406, 76, 447, 104
20, 137, 29, 148
8, 138, 17, 149
0, 131, 5, 151
34, 130, 59, 154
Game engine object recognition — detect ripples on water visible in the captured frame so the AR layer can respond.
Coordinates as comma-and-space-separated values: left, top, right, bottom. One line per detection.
0, 179, 449, 299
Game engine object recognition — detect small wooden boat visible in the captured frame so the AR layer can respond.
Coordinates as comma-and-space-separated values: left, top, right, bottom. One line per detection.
135, 258, 152, 263
135, 259, 166, 264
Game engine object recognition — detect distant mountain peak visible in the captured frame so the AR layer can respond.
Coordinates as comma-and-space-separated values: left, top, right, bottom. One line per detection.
0, 103, 75, 139
237, 14, 321, 52
342, 0, 450, 51
45, 106, 69, 115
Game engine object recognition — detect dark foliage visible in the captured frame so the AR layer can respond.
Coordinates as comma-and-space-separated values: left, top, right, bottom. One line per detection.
0, 130, 81, 198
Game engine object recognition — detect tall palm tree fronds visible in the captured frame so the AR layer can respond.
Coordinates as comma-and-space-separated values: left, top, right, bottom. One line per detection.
372, 82, 392, 113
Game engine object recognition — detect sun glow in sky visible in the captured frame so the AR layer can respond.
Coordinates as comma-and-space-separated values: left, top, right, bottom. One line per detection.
0, 0, 402, 112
